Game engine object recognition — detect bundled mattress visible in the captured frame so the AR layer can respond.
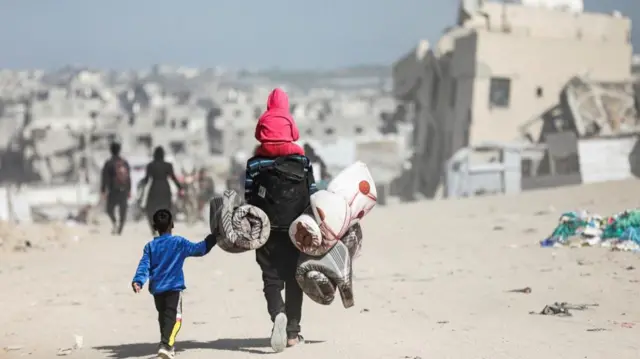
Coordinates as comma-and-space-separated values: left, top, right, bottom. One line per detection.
295, 224, 363, 308
210, 190, 270, 253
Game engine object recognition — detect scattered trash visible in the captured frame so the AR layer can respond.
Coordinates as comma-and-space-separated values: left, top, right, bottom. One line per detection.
56, 348, 73, 356
625, 266, 635, 270
360, 308, 370, 313
621, 322, 635, 328
74, 335, 83, 349
508, 287, 532, 294
4, 345, 23, 352
586, 328, 609, 332
533, 304, 572, 317
541, 209, 640, 251
56, 335, 83, 356
436, 321, 449, 324
492, 225, 504, 231
530, 302, 598, 317
563, 302, 599, 310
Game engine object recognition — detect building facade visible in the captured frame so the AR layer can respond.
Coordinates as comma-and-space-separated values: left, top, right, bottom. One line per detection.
449, 2, 632, 144
391, 0, 634, 199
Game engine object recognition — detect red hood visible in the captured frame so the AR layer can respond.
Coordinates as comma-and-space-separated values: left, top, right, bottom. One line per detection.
266, 88, 289, 110
255, 88, 299, 143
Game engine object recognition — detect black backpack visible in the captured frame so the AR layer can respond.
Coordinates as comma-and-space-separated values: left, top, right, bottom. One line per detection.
248, 156, 311, 229
112, 158, 130, 191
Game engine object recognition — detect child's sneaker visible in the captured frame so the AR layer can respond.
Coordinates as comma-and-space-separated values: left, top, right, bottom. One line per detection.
270, 313, 287, 353
157, 344, 175, 359
287, 334, 305, 347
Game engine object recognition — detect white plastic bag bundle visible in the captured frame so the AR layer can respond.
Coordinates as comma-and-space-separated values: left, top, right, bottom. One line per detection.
327, 161, 377, 227
288, 161, 377, 257
310, 190, 351, 242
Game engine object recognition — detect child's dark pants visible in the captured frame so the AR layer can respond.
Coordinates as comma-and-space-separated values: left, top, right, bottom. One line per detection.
153, 291, 183, 348
255, 230, 303, 338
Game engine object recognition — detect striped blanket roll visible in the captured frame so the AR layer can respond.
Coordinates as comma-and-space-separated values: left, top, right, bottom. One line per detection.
210, 190, 271, 253
295, 240, 354, 308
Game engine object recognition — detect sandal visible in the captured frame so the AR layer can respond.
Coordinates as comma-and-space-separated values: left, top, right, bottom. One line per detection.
287, 334, 305, 347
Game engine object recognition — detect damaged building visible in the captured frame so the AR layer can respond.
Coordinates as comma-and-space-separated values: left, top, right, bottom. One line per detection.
391, 0, 636, 199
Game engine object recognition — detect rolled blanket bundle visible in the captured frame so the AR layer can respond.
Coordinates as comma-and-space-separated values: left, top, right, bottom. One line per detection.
210, 190, 271, 253
296, 240, 354, 308
289, 212, 337, 257
289, 161, 376, 257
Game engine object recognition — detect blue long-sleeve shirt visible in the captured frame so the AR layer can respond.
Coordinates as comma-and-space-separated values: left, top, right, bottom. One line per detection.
132, 233, 216, 295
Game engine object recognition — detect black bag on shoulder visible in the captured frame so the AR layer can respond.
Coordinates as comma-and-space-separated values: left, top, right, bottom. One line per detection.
249, 156, 311, 230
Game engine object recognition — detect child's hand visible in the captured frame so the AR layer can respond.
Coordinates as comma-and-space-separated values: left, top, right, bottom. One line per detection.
132, 282, 142, 293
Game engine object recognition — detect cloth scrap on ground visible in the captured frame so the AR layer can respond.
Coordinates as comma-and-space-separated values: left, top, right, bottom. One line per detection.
211, 190, 270, 253
541, 209, 640, 251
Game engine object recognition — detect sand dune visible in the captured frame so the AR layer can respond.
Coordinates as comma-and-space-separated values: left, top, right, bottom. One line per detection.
1, 180, 640, 358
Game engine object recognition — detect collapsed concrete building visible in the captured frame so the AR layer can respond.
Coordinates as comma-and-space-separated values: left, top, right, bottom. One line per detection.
0, 64, 396, 193
391, 0, 637, 200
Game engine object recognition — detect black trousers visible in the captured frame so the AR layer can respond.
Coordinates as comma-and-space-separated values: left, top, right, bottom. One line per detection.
255, 230, 303, 338
153, 291, 183, 348
106, 192, 128, 234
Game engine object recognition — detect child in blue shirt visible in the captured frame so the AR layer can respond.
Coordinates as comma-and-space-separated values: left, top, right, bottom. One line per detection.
131, 209, 216, 359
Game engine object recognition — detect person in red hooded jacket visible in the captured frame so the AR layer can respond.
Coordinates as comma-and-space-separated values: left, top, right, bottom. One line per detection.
254, 88, 305, 157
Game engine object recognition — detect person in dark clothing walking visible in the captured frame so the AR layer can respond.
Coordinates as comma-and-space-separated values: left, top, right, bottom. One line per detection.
196, 168, 215, 215
303, 143, 330, 181
244, 154, 318, 352
132, 209, 217, 359
100, 142, 131, 235
140, 146, 182, 234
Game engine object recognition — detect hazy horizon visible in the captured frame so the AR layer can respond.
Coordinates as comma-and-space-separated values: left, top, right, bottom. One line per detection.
0, 0, 637, 70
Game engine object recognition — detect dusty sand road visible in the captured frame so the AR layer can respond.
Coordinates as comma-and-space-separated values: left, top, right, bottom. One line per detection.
2, 180, 640, 359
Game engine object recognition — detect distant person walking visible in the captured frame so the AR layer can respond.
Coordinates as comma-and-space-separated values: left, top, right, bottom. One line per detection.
303, 143, 329, 181
100, 142, 132, 235
140, 146, 182, 234
196, 168, 215, 215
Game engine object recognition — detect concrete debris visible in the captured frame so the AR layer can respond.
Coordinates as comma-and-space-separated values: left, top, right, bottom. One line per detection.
0, 220, 87, 253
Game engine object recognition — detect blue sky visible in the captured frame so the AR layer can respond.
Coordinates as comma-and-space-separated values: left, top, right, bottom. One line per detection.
0, 0, 636, 70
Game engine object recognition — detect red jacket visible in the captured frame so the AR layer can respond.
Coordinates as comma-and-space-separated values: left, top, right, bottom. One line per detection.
255, 88, 304, 157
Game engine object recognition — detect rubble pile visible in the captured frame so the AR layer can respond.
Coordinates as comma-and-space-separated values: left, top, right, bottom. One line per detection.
0, 221, 85, 253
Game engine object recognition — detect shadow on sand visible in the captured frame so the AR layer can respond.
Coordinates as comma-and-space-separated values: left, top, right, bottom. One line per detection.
94, 338, 325, 358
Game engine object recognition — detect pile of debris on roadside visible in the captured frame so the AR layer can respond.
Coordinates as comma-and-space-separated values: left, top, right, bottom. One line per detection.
541, 209, 640, 251
0, 220, 88, 253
